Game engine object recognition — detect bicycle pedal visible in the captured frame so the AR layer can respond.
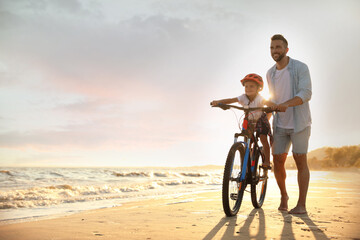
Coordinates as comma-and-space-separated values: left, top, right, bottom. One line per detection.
259, 165, 272, 170
230, 193, 238, 200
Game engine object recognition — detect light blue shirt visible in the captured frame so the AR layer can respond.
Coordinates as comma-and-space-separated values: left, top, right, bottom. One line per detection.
267, 57, 312, 133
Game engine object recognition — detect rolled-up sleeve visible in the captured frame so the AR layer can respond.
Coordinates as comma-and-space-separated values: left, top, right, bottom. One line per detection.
295, 63, 312, 103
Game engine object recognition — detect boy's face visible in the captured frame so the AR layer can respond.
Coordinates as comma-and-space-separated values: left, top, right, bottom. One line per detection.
244, 81, 259, 98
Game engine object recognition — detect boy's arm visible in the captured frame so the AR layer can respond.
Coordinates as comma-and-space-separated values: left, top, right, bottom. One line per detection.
211, 97, 238, 106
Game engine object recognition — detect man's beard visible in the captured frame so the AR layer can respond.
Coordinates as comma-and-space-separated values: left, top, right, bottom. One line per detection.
272, 52, 286, 62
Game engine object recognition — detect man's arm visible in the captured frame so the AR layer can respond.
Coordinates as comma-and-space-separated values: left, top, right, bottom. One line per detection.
272, 96, 303, 112
263, 99, 276, 107
295, 63, 312, 103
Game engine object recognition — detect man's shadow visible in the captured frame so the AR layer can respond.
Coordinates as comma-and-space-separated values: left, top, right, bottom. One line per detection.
203, 208, 265, 240
280, 212, 330, 240
203, 209, 330, 240
280, 211, 295, 240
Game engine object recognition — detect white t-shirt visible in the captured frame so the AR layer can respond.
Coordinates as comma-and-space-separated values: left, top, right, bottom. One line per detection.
237, 94, 265, 121
273, 67, 294, 129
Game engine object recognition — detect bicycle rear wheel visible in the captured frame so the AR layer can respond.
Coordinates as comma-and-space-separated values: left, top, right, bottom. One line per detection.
251, 147, 268, 208
222, 142, 247, 216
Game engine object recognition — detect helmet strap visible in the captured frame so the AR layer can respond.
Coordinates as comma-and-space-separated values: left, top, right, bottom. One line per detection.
245, 93, 258, 105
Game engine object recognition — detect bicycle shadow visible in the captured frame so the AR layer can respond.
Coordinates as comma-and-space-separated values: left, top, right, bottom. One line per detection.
202, 215, 238, 240
202, 208, 265, 240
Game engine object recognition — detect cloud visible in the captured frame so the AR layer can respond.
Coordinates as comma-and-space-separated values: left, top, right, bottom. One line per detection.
0, 110, 205, 151
1, 1, 237, 93
1, 0, 359, 167
0, 0, 234, 152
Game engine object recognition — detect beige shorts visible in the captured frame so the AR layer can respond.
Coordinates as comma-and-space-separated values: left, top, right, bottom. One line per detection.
272, 126, 311, 155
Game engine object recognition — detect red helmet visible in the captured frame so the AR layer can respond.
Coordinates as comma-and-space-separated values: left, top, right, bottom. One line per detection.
240, 73, 263, 90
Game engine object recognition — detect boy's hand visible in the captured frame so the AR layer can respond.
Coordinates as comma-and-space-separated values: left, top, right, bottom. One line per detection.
210, 100, 219, 106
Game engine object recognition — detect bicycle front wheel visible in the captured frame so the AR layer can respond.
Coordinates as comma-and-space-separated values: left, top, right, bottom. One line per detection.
222, 142, 246, 217
251, 147, 268, 208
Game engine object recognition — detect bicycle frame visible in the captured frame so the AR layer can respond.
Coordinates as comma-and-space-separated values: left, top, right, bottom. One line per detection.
216, 103, 269, 186
234, 117, 256, 184
214, 103, 274, 215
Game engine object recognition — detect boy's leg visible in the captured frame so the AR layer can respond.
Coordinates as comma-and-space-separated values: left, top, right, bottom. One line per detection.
259, 135, 270, 167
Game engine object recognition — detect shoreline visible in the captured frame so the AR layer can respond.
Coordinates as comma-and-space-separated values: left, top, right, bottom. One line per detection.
0, 188, 221, 226
1, 170, 359, 239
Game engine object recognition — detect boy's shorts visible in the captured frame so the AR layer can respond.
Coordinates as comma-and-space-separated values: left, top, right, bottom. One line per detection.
251, 113, 273, 145
255, 113, 271, 136
272, 126, 311, 155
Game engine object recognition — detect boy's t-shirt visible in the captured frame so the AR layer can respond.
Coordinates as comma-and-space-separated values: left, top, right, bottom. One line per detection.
237, 94, 265, 121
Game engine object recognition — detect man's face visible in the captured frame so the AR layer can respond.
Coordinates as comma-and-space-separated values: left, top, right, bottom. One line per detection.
270, 40, 288, 62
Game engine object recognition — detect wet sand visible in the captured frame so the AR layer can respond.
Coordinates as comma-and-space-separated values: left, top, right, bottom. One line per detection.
0, 171, 359, 239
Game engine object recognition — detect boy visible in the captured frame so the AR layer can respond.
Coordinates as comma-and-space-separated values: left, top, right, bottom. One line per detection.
211, 73, 274, 169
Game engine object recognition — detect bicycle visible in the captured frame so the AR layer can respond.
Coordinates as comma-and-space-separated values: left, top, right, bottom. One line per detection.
212, 103, 274, 217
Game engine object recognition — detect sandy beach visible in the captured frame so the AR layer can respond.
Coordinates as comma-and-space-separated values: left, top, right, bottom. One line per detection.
1, 170, 359, 240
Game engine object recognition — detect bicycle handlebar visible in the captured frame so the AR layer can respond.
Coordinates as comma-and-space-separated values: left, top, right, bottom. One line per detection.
211, 103, 274, 113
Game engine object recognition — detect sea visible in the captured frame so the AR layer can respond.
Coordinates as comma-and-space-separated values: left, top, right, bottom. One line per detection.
1, 167, 359, 225
0, 166, 224, 224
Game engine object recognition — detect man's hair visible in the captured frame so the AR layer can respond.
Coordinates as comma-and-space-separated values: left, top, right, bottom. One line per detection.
271, 34, 288, 48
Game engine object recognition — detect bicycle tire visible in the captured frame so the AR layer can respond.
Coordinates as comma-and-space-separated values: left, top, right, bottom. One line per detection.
251, 147, 268, 208
222, 142, 247, 216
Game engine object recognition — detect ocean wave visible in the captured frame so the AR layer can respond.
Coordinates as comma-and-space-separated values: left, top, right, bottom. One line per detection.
0, 167, 223, 211
111, 171, 210, 178
50, 172, 64, 177
112, 172, 151, 177
0, 170, 13, 176
180, 172, 209, 177
0, 177, 222, 209
153, 172, 171, 177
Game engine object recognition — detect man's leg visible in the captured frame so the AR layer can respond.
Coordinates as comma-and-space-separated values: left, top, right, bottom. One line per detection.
289, 153, 309, 214
288, 126, 311, 214
273, 153, 289, 211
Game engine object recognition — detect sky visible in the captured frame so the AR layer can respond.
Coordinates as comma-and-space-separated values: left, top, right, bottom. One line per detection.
0, 0, 359, 167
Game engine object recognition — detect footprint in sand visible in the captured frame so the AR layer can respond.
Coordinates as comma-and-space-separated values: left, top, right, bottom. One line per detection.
93, 231, 104, 236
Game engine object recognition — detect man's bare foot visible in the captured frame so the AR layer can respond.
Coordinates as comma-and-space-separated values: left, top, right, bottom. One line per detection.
288, 205, 307, 214
278, 196, 289, 211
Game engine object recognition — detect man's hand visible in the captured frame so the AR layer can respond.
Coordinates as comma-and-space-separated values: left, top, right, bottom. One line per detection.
271, 96, 303, 112
271, 103, 288, 112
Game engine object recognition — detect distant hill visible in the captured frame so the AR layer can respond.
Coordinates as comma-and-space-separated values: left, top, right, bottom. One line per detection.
285, 145, 360, 169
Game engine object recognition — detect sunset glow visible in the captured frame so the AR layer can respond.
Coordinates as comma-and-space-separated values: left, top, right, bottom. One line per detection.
0, 0, 359, 167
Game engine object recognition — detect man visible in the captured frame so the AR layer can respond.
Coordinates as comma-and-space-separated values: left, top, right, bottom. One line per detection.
267, 34, 312, 214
